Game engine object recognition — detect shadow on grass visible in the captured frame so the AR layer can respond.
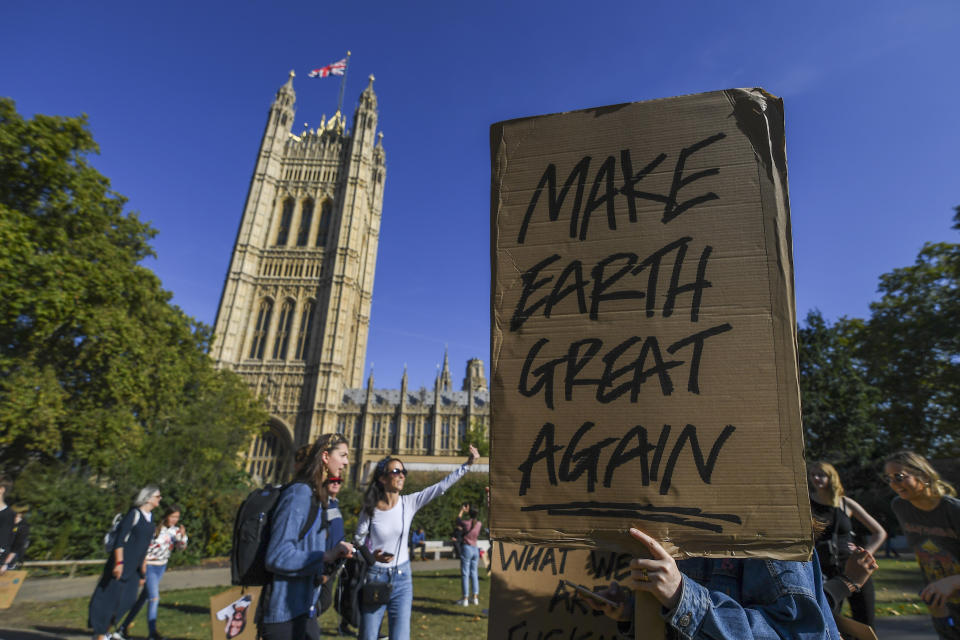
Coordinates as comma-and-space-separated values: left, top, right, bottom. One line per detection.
411, 604, 478, 618
159, 601, 208, 614
20, 625, 89, 638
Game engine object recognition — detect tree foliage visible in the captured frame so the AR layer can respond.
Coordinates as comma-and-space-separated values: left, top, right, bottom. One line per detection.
458, 419, 490, 457
798, 207, 959, 464
857, 208, 960, 456
798, 310, 879, 463
0, 98, 266, 559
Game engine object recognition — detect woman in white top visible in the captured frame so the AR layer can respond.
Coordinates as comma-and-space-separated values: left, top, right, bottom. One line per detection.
356, 445, 479, 640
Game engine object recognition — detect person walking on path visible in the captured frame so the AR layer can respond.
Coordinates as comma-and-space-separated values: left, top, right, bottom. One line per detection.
809, 461, 887, 627
454, 505, 481, 606
0, 478, 29, 574
884, 451, 960, 640
260, 433, 355, 640
356, 444, 480, 640
116, 504, 188, 640
88, 486, 162, 640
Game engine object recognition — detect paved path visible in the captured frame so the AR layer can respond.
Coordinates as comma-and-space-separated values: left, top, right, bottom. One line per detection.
15, 558, 460, 604
2, 561, 939, 639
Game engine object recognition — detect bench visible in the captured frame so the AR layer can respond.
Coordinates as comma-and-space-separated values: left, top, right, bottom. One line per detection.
418, 539, 492, 561
421, 540, 456, 560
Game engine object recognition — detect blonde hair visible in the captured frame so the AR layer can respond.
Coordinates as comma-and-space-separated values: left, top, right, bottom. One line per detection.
809, 462, 845, 507
884, 451, 957, 498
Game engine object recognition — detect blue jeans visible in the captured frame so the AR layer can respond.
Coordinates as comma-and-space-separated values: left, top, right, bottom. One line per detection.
359, 562, 413, 640
460, 544, 479, 598
121, 563, 166, 633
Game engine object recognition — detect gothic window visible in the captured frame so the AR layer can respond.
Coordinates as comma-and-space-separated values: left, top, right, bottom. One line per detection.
372, 416, 383, 449
388, 417, 398, 450
353, 416, 363, 449
441, 417, 452, 450
272, 299, 295, 359
276, 198, 294, 245
423, 418, 433, 450
296, 199, 314, 246
458, 417, 467, 447
405, 417, 417, 450
316, 200, 333, 247
294, 300, 315, 360
248, 299, 273, 359
247, 429, 288, 484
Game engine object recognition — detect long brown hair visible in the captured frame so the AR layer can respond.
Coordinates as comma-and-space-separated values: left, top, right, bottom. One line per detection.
884, 451, 957, 498
294, 433, 349, 504
362, 456, 403, 516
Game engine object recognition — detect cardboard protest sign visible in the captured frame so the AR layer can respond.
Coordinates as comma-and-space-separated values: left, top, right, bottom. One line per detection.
490, 89, 811, 559
488, 541, 662, 639
0, 570, 27, 608
210, 586, 260, 640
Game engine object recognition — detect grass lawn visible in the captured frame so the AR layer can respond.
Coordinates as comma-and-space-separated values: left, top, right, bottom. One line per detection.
1, 569, 491, 640
870, 556, 930, 617
1, 560, 934, 638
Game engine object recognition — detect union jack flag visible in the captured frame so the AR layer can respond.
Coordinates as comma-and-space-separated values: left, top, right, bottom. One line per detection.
308, 58, 347, 78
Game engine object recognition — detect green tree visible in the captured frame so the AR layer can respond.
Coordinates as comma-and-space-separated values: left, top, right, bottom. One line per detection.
458, 419, 490, 457
798, 310, 879, 463
0, 98, 266, 559
859, 207, 960, 456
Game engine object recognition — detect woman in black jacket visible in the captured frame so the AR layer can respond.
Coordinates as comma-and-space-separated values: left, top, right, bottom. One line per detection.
89, 485, 162, 640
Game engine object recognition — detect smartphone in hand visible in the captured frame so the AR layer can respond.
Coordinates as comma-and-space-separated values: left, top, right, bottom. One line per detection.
560, 580, 619, 608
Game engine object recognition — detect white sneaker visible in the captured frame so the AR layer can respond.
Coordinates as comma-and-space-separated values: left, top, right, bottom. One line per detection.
456, 597, 469, 606
471, 595, 479, 605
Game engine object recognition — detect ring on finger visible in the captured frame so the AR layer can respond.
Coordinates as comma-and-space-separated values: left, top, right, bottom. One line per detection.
637, 568, 650, 582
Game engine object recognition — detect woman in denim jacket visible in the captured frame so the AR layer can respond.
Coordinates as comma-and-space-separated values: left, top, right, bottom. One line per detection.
261, 433, 355, 640
590, 528, 842, 639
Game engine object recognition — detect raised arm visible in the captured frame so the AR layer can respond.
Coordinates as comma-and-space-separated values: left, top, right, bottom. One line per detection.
410, 445, 480, 512
843, 497, 886, 554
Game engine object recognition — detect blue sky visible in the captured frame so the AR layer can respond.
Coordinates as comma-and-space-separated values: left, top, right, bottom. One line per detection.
2, 1, 958, 389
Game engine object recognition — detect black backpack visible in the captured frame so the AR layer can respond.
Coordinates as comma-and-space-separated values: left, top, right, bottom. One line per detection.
230, 483, 321, 586
335, 547, 373, 629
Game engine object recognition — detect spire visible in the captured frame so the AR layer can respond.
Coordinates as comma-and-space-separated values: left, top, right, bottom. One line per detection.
275, 70, 296, 105
360, 74, 377, 107
438, 348, 452, 392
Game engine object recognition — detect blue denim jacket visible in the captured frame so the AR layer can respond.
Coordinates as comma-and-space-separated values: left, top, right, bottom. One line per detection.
659, 552, 841, 640
263, 484, 327, 623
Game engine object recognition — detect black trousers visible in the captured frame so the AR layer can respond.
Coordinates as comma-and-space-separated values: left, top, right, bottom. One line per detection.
259, 614, 321, 640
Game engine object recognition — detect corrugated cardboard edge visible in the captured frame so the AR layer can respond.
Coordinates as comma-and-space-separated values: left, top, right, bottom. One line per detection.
489, 89, 813, 561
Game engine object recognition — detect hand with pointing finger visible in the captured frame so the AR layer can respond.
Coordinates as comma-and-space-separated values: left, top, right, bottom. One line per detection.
624, 527, 684, 609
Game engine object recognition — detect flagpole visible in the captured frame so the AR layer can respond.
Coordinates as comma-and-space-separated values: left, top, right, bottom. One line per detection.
337, 51, 351, 115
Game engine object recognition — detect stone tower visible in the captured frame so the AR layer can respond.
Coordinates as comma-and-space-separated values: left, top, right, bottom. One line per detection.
211, 71, 386, 481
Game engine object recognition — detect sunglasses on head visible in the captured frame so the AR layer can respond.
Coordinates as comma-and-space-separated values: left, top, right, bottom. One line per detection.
883, 472, 912, 484
326, 477, 343, 485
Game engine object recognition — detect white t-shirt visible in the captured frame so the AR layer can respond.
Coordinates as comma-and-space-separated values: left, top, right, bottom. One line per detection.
355, 463, 469, 567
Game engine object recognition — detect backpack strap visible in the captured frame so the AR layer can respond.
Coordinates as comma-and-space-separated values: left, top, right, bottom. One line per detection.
293, 485, 327, 542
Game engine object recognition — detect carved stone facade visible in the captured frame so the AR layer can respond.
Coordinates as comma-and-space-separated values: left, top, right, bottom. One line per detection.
212, 72, 488, 484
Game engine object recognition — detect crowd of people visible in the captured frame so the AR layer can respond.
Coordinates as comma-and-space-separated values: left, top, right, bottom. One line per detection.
1, 437, 955, 640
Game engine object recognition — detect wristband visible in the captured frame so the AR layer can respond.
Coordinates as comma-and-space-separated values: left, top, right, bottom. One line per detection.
116, 560, 124, 565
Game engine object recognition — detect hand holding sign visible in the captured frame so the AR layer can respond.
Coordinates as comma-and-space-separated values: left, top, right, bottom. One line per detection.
624, 527, 683, 610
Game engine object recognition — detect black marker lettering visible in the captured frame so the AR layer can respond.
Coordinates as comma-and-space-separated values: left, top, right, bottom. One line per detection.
517, 157, 592, 244
659, 424, 736, 494
518, 422, 563, 496
663, 132, 726, 223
